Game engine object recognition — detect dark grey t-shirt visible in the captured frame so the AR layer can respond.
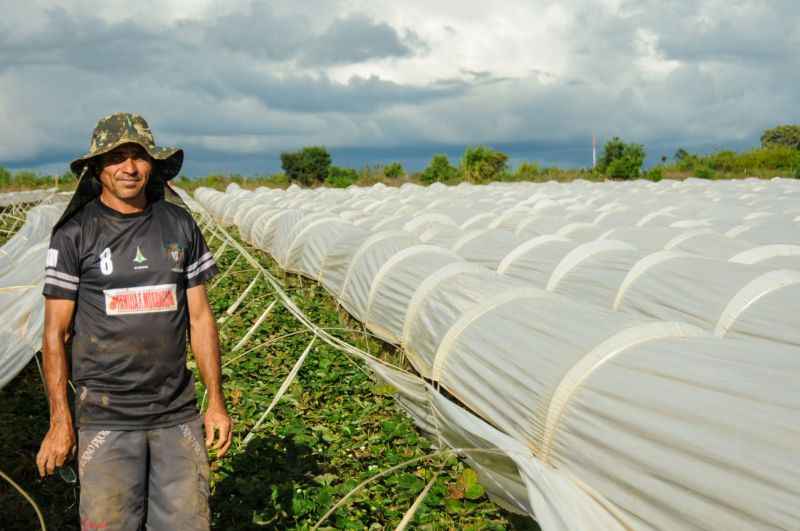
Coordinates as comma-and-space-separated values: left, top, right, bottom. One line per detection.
42, 198, 218, 429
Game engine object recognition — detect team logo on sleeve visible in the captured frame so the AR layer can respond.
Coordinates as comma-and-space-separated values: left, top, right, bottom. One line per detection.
165, 243, 185, 272
104, 284, 178, 315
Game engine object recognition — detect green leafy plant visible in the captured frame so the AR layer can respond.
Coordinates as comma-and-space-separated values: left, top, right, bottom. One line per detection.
598, 137, 646, 179
761, 124, 800, 150
280, 146, 332, 186
420, 154, 459, 184
461, 146, 509, 183
325, 166, 359, 188
645, 167, 664, 182
383, 162, 405, 179
513, 162, 543, 182
695, 166, 715, 179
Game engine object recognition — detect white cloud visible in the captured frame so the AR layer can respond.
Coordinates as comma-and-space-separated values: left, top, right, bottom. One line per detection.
1, 0, 798, 174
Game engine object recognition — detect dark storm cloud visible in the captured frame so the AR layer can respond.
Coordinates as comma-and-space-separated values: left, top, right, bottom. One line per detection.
299, 15, 425, 66
2, 1, 800, 176
0, 5, 425, 71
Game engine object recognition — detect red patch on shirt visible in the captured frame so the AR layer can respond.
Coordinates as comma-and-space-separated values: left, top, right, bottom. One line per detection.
103, 284, 177, 315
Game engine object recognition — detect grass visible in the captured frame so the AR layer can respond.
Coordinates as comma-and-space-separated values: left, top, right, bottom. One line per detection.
0, 203, 539, 530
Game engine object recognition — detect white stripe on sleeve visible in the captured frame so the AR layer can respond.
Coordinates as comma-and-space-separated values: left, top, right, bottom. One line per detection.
186, 252, 213, 273
186, 257, 216, 280
44, 277, 78, 291
45, 268, 80, 284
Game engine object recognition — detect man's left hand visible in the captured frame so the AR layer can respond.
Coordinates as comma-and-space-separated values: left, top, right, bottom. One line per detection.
204, 406, 232, 458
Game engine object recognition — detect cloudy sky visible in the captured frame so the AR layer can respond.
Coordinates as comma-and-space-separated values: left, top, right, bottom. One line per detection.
2, 0, 798, 176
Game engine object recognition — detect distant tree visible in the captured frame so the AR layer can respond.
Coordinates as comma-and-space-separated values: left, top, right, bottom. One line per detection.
420, 154, 458, 184
280, 146, 332, 186
513, 162, 543, 182
598, 137, 646, 179
674, 148, 690, 161
12, 170, 43, 188
325, 166, 359, 188
761, 125, 800, 150
695, 166, 715, 179
645, 167, 663, 182
461, 146, 509, 183
0, 167, 11, 187
383, 162, 405, 179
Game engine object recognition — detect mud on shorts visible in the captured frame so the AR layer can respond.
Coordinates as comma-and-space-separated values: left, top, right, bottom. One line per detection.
77, 416, 210, 531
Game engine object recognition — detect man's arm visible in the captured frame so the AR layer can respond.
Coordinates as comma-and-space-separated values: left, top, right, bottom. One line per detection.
36, 297, 77, 477
187, 284, 232, 457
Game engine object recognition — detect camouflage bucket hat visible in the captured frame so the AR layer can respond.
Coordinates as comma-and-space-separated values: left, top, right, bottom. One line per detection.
69, 112, 183, 180
53, 113, 186, 234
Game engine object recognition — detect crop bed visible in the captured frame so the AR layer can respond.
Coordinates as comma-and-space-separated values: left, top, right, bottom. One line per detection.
0, 206, 538, 530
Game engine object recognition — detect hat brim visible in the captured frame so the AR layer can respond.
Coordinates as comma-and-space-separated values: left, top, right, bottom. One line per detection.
70, 140, 183, 181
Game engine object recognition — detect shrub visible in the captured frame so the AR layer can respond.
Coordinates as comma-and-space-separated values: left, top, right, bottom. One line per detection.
461, 146, 509, 183
695, 166, 715, 179
325, 166, 359, 188
761, 125, 800, 150
383, 162, 405, 179
420, 154, 459, 184
707, 151, 738, 172
12, 170, 46, 187
0, 167, 11, 187
280, 146, 332, 186
598, 137, 646, 179
512, 162, 543, 182
645, 167, 664, 182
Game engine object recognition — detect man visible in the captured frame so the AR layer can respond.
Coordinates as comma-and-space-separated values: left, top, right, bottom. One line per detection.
36, 112, 232, 530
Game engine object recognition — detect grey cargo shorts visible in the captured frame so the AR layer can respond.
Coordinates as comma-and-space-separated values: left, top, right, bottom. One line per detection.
77, 416, 210, 531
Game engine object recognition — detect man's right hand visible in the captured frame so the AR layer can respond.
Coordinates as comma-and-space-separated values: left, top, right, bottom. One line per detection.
36, 421, 76, 477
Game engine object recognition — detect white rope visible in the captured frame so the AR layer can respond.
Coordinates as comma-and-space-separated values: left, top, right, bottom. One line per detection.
241, 336, 317, 447
394, 467, 442, 531
232, 300, 277, 352
0, 468, 46, 531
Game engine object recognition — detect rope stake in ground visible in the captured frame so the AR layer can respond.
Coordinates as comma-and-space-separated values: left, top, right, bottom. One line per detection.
241, 335, 317, 448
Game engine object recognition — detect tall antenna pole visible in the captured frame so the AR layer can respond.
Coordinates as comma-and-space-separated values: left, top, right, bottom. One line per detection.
592, 134, 597, 169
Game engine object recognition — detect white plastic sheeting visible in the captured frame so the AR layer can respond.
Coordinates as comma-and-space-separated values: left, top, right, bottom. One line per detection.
0, 189, 58, 207
195, 178, 800, 530
0, 203, 64, 389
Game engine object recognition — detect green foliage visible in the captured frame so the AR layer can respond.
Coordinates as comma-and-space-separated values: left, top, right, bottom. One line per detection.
512, 162, 543, 182
668, 146, 800, 176
737, 146, 800, 171
0, 167, 58, 189
695, 166, 715, 179
280, 146, 332, 186
325, 166, 359, 188
674, 148, 690, 161
420, 154, 459, 184
461, 146, 509, 183
383, 162, 405, 179
761, 125, 800, 150
644, 166, 664, 182
598, 137, 646, 179
0, 166, 11, 187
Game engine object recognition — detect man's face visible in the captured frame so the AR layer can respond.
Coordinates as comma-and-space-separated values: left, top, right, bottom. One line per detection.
97, 143, 153, 200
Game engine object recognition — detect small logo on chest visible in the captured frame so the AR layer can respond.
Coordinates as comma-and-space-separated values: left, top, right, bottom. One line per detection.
166, 243, 185, 273
133, 246, 148, 270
